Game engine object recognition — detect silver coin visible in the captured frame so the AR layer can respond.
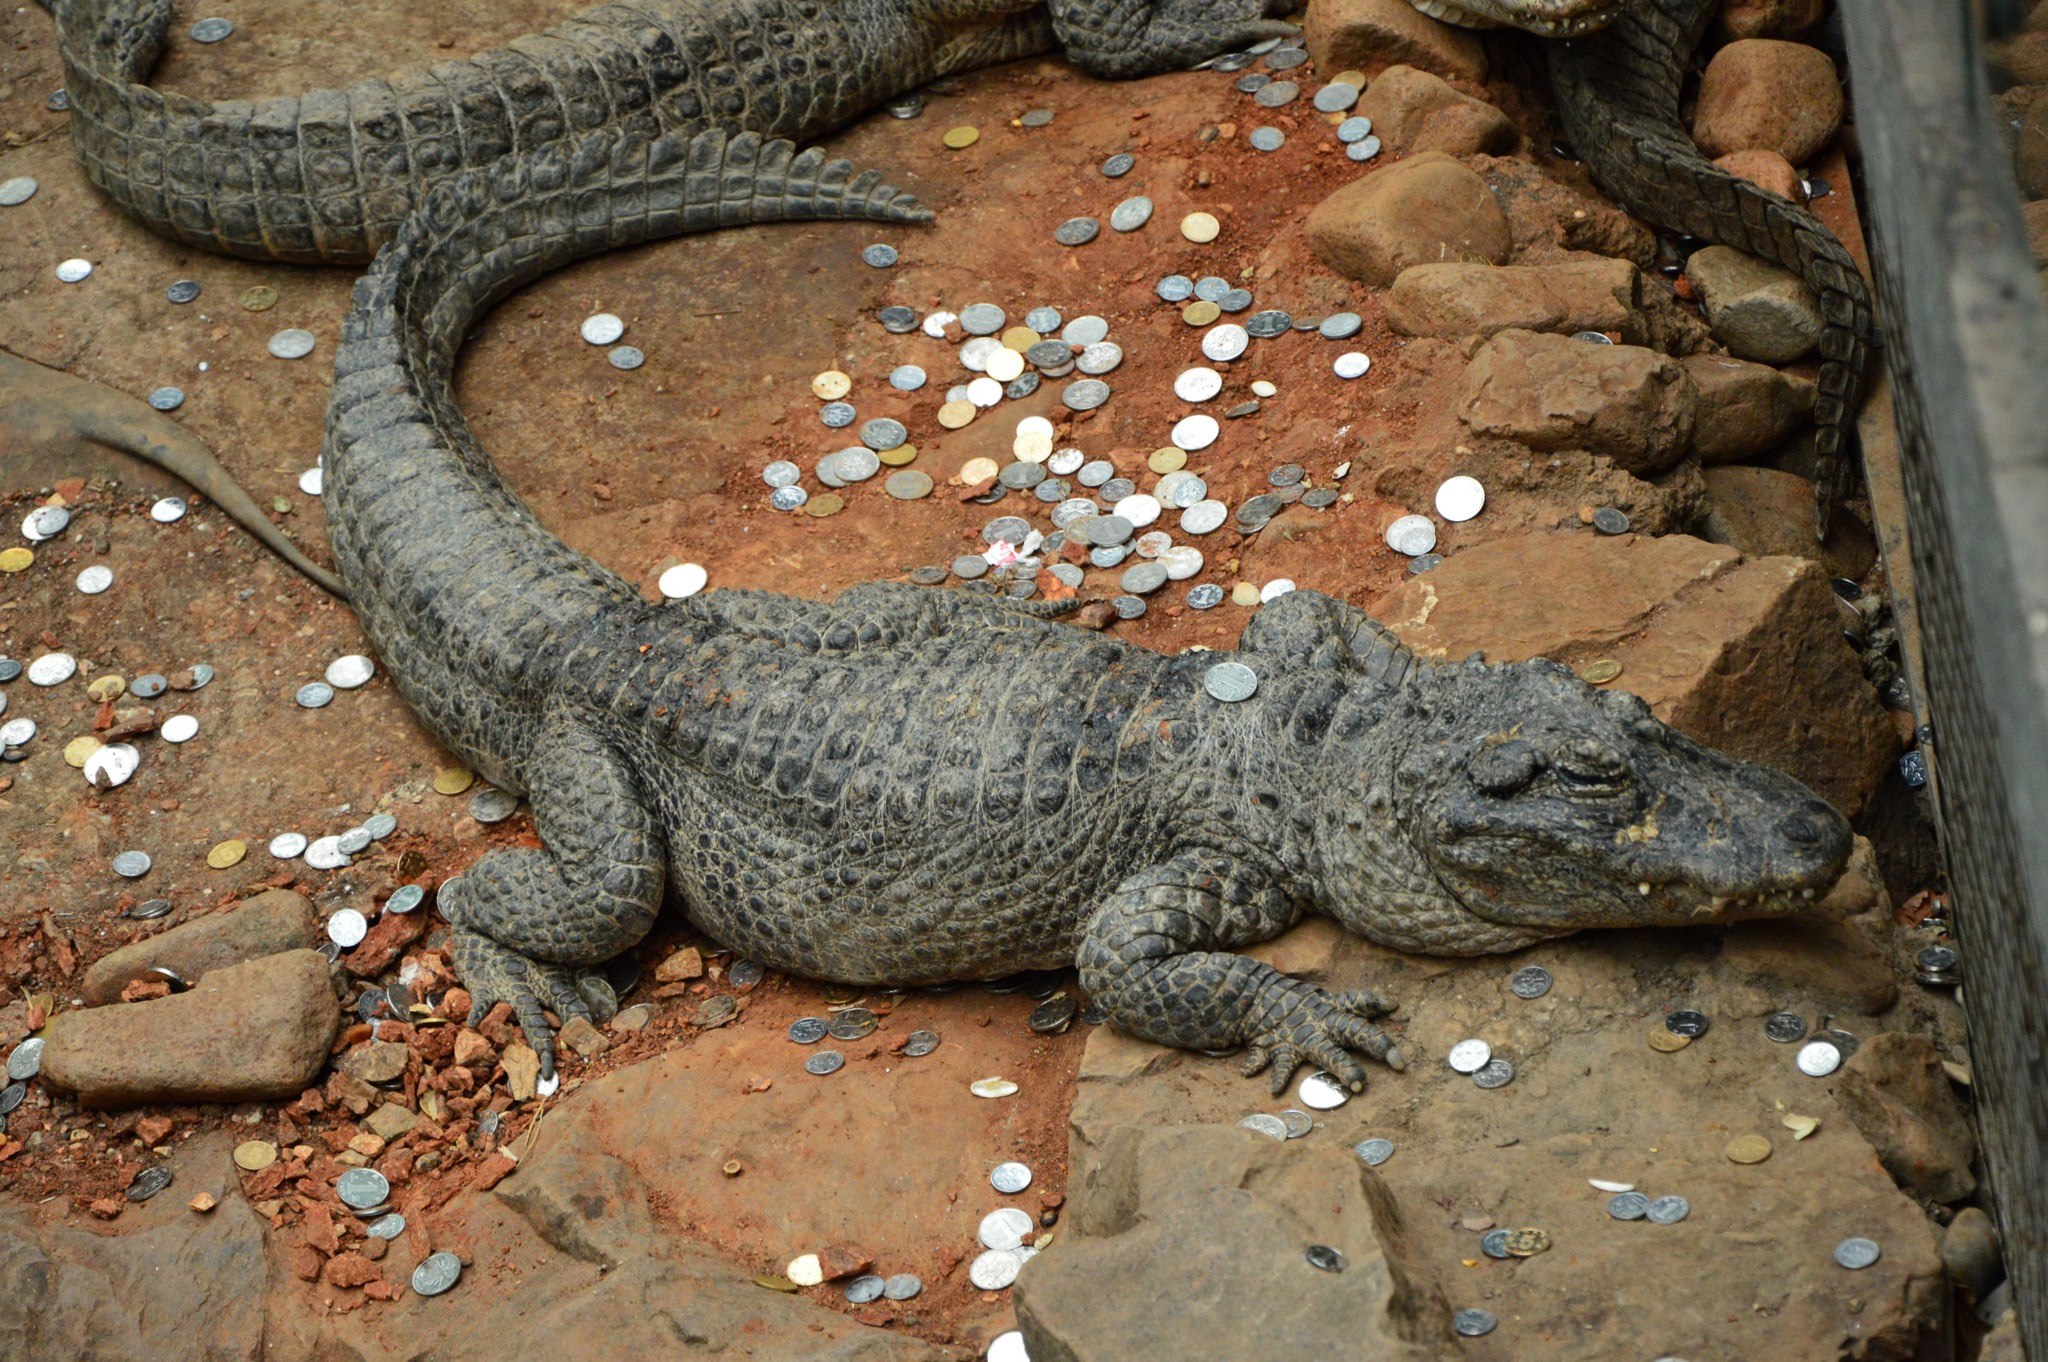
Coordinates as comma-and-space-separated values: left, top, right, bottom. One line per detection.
1336, 115, 1374, 144
1180, 500, 1228, 535
166, 279, 201, 304
24, 505, 71, 540
7, 1038, 44, 1081
1333, 351, 1371, 380
762, 460, 801, 488
46, 89, 68, 112
1313, 82, 1360, 113
1510, 966, 1552, 999
1472, 1057, 1516, 1089
325, 654, 375, 689
883, 1272, 923, 1301
879, 305, 918, 332
1447, 1038, 1492, 1073
129, 673, 167, 698
1101, 152, 1135, 178
1109, 196, 1153, 232
889, 364, 927, 391
1253, 81, 1299, 107
1646, 1195, 1690, 1224
1386, 514, 1438, 557
580, 313, 624, 345
268, 329, 316, 360
470, 788, 519, 823
952, 554, 990, 580
1193, 275, 1229, 302
788, 1017, 829, 1045
860, 418, 907, 452
607, 345, 644, 370
960, 302, 1007, 335
386, 884, 425, 914
819, 401, 856, 428
149, 497, 188, 524
0, 1082, 23, 1116
305, 835, 351, 870
160, 714, 199, 743
980, 1206, 1035, 1250
991, 1161, 1033, 1194
843, 1273, 886, 1304
76, 565, 113, 594
1573, 329, 1616, 345
1202, 324, 1249, 362
142, 385, 186, 413
770, 485, 808, 512
1172, 413, 1219, 450
365, 812, 397, 839
1020, 108, 1055, 127
861, 242, 899, 268
0, 176, 37, 207
1062, 315, 1110, 346
1764, 1012, 1808, 1043
1305, 1244, 1346, 1272
1158, 472, 1208, 509
327, 908, 368, 947
1834, 1236, 1881, 1270
969, 1249, 1022, 1291
900, 1028, 941, 1057
805, 1050, 845, 1076
336, 826, 373, 855
56, 258, 93, 283
1796, 1040, 1842, 1076
1355, 1137, 1395, 1167
112, 850, 152, 878
1157, 274, 1195, 302
1275, 1108, 1314, 1139
1054, 217, 1100, 247
1076, 342, 1123, 376
1062, 379, 1111, 411
1665, 1009, 1710, 1038
1347, 135, 1383, 162
125, 898, 173, 920
1161, 546, 1204, 581
1454, 1308, 1497, 1337
126, 1166, 174, 1201
1174, 366, 1223, 403
1481, 1228, 1512, 1259
828, 1007, 878, 1040
190, 17, 235, 42
1319, 312, 1363, 340
1593, 506, 1632, 535
411, 1251, 462, 1297
1203, 661, 1258, 703
366, 1213, 407, 1241
1298, 1071, 1349, 1109
295, 681, 334, 708
1247, 126, 1285, 151
337, 1167, 390, 1209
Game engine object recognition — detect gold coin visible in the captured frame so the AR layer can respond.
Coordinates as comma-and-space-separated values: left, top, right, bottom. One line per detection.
810, 369, 851, 401
942, 125, 980, 149
63, 736, 103, 768
805, 493, 845, 518
239, 285, 278, 312
1000, 326, 1040, 353
1726, 1134, 1773, 1165
1504, 1228, 1552, 1257
1180, 211, 1221, 243
0, 547, 32, 573
1148, 447, 1188, 474
959, 457, 1000, 485
1581, 659, 1623, 685
86, 675, 126, 702
1230, 582, 1261, 606
879, 443, 918, 467
1647, 1027, 1691, 1053
1183, 300, 1222, 326
207, 839, 247, 869
937, 399, 977, 430
1333, 70, 1368, 88
233, 1140, 279, 1172
433, 767, 476, 795
272, 497, 293, 514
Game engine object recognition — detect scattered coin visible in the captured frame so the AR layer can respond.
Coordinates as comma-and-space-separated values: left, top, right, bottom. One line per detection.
1472, 1058, 1516, 1089
1447, 1038, 1492, 1074
386, 884, 424, 914
1054, 216, 1100, 246
239, 285, 278, 311
295, 681, 335, 709
1646, 1195, 1690, 1224
1593, 506, 1631, 535
1647, 1026, 1691, 1053
56, 257, 94, 283
980, 1206, 1035, 1250
1665, 1009, 1710, 1038
1504, 1228, 1552, 1257
412, 1251, 462, 1296
1834, 1237, 1881, 1270
1203, 661, 1258, 703
1797, 1040, 1843, 1076
1109, 196, 1153, 232
828, 1007, 878, 1041
0, 176, 37, 207
1319, 312, 1363, 340
328, 908, 368, 949
657, 562, 708, 600
76, 564, 114, 594
367, 1213, 407, 1240
469, 788, 518, 823
1347, 135, 1383, 161
1480, 1229, 1512, 1259
147, 386, 185, 412
971, 1076, 1019, 1098
969, 1249, 1022, 1291
127, 1166, 174, 1201
844, 1274, 886, 1304
0, 548, 31, 573
336, 1167, 389, 1209
1454, 1309, 1497, 1337
861, 242, 899, 268
190, 16, 234, 42
207, 839, 247, 869
804, 1050, 845, 1076
1353, 1137, 1394, 1167
1764, 1012, 1808, 1043
1313, 82, 1360, 113
1608, 1191, 1651, 1220
991, 1161, 1033, 1194
1029, 995, 1078, 1034
325, 654, 375, 690
113, 850, 152, 878
24, 504, 71, 541
0, 1082, 22, 1117
233, 1140, 279, 1172
1385, 515, 1437, 557
607, 345, 644, 370
125, 898, 174, 920
166, 280, 201, 304
433, 767, 476, 795
1298, 1071, 1349, 1109
1305, 1244, 1346, 1273
1580, 660, 1623, 685
1509, 965, 1552, 999
1180, 211, 1221, 243
268, 329, 316, 360
1247, 126, 1285, 151
6, 1039, 43, 1081
1726, 1134, 1773, 1165
901, 1029, 940, 1057
882, 1272, 923, 1301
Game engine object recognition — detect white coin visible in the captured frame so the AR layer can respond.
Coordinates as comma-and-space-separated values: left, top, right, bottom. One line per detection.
580, 313, 624, 345
76, 565, 113, 594
150, 497, 188, 523
1298, 1070, 1349, 1109
21, 505, 68, 541
1260, 578, 1296, 603
658, 562, 708, 599
327, 908, 369, 948
56, 257, 93, 283
1114, 493, 1161, 528
1048, 448, 1084, 475
268, 329, 316, 360
1385, 514, 1437, 557
1333, 351, 1371, 380
1174, 367, 1223, 403
960, 336, 1001, 372
28, 653, 77, 686
1201, 324, 1249, 363
1013, 417, 1055, 462
969, 1249, 1022, 1291
990, 1161, 1034, 1194
0, 718, 35, 745
305, 835, 351, 870
1015, 415, 1055, 441
160, 714, 199, 743
269, 832, 308, 859
1435, 475, 1486, 522
1180, 500, 1228, 535
921, 309, 958, 338
1171, 414, 1219, 452
84, 742, 139, 788
984, 347, 1025, 382
979, 1206, 1034, 1250
298, 467, 324, 496
1448, 1038, 1493, 1074
1161, 545, 1204, 580
1796, 1040, 1843, 1077
987, 1330, 1031, 1362
967, 377, 1004, 407
326, 655, 376, 689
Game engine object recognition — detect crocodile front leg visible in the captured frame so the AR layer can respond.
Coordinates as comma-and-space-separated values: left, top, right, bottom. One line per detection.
1048, 0, 1301, 78
1076, 851, 1406, 1095
441, 706, 664, 1078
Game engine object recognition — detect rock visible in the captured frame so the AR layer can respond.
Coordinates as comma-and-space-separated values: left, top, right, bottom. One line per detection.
498, 1145, 654, 1265
1015, 1126, 1455, 1362
1987, 29, 2048, 90
1697, 465, 1877, 580
453, 1027, 496, 1069
1941, 1206, 2003, 1302
1712, 148, 1805, 203
2023, 199, 2048, 267
655, 945, 703, 982
340, 1039, 409, 1086
1715, 0, 1825, 41
1470, 154, 1658, 271
341, 906, 428, 977
1454, 329, 1696, 473
1372, 533, 1900, 814
1305, 152, 1510, 287
1692, 39, 1845, 166
1682, 353, 1816, 463
1720, 910, 1899, 1017
1354, 65, 1516, 157
2017, 93, 2048, 200
559, 1015, 608, 1059
322, 1251, 384, 1288
1835, 1033, 1979, 1204
1384, 257, 1640, 343
41, 950, 339, 1109
1686, 245, 1826, 363
80, 888, 315, 1005
472, 1151, 519, 1190
1301, 0, 1486, 82
816, 1242, 872, 1281
363, 1101, 418, 1141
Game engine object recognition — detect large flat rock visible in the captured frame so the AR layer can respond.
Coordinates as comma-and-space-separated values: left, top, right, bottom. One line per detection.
81, 889, 317, 1005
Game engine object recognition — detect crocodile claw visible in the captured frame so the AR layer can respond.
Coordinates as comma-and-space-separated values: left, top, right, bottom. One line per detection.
451, 929, 596, 1082
1239, 985, 1402, 1097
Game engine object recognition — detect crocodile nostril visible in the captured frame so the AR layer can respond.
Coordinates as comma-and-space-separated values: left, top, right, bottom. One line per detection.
1780, 813, 1823, 847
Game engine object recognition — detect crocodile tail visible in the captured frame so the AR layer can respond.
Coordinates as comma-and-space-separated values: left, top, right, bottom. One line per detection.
1548, 5, 1872, 540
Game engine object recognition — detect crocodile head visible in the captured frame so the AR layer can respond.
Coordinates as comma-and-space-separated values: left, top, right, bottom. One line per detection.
1385, 657, 1853, 938
1407, 0, 1621, 36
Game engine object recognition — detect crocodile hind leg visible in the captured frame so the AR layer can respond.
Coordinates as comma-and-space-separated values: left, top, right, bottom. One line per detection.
1076, 851, 1406, 1096
442, 707, 664, 1079
1048, 0, 1301, 78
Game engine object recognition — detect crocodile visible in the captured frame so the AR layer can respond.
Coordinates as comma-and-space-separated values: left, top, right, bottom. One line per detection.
1408, 0, 1873, 538
295, 124, 1856, 1084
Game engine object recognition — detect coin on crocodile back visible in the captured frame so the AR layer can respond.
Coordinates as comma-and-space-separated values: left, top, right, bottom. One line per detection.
411, 1251, 462, 1296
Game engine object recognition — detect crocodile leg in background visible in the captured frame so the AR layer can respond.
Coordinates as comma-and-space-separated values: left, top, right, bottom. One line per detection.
1545, 0, 1874, 538
0, 350, 348, 597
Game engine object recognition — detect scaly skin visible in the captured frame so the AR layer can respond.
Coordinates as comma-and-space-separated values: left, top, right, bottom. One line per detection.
1415, 0, 1872, 539
48, 0, 1297, 264
316, 123, 1855, 1083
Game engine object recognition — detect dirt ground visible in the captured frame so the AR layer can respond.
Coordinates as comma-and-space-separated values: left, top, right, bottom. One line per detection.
0, 2, 1985, 1359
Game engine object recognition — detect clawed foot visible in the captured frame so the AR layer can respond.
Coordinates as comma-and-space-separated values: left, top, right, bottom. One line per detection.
451, 929, 597, 1081
1239, 984, 1404, 1097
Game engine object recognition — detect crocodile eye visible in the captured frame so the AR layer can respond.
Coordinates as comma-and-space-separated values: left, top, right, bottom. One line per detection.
1468, 740, 1544, 795
1554, 738, 1631, 791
